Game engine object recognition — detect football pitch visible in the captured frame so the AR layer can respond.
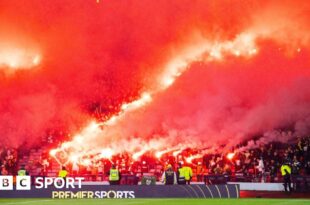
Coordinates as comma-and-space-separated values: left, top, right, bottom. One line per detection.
0, 198, 310, 205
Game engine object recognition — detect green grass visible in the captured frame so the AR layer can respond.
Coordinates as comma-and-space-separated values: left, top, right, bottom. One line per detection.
0, 199, 310, 205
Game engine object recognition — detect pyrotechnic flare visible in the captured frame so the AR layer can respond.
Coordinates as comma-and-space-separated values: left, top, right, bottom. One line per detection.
227, 153, 235, 160
185, 154, 202, 164
50, 30, 263, 165
0, 48, 41, 71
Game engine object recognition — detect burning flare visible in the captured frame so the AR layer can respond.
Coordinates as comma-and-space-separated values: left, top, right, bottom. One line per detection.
227, 153, 235, 160
0, 46, 41, 71
50, 31, 260, 166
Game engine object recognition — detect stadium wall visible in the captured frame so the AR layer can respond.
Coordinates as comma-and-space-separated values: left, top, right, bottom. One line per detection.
228, 182, 285, 191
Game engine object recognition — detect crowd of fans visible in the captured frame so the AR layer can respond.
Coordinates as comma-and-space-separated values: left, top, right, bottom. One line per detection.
1, 135, 310, 184
46, 136, 310, 183
0, 147, 18, 175
203, 136, 310, 182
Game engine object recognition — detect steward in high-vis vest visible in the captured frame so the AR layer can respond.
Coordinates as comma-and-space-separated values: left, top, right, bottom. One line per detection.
183, 166, 193, 185
177, 163, 193, 185
281, 162, 292, 192
177, 163, 186, 184
109, 164, 121, 185
161, 164, 177, 185
18, 165, 27, 176
58, 166, 68, 178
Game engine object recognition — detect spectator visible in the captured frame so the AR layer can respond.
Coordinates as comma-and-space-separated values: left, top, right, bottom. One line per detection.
97, 161, 104, 181
1, 165, 8, 175
291, 155, 301, 175
196, 162, 204, 182
41, 158, 50, 176
161, 164, 177, 185
213, 164, 223, 175
256, 157, 265, 182
269, 160, 277, 182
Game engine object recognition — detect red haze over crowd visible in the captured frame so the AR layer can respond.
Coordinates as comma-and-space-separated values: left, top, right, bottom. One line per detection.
0, 1, 309, 159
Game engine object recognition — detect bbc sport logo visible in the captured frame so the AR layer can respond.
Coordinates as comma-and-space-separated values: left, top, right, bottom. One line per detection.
0, 176, 84, 190
0, 176, 136, 199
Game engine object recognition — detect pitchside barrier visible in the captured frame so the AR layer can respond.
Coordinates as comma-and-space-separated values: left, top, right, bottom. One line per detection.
0, 184, 240, 199
205, 174, 310, 192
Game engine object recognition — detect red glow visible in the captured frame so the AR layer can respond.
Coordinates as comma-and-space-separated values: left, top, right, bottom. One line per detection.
49, 149, 57, 157
0, 1, 309, 163
227, 153, 235, 160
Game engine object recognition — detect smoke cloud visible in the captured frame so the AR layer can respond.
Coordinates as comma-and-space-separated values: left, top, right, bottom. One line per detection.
0, 0, 309, 153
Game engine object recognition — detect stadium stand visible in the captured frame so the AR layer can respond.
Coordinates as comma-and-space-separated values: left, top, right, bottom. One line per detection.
1, 135, 310, 191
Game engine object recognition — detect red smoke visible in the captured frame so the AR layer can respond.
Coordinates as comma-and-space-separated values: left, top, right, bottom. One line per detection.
0, 0, 310, 152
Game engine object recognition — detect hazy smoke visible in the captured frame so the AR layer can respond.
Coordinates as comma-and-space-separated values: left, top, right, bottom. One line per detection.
0, 0, 309, 151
